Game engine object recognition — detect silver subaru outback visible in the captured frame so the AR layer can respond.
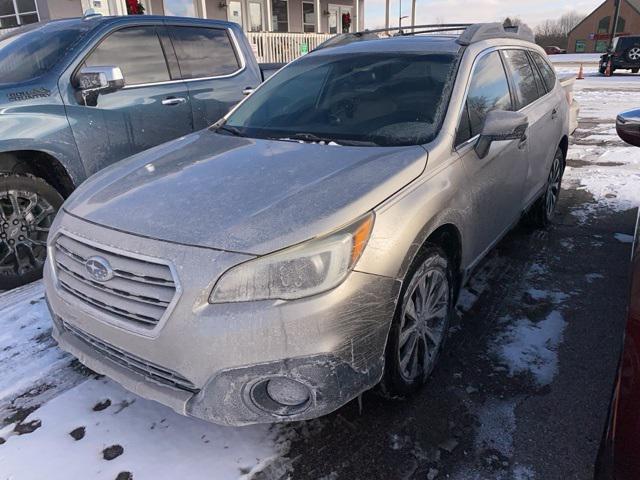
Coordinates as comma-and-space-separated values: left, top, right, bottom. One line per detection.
44, 23, 569, 426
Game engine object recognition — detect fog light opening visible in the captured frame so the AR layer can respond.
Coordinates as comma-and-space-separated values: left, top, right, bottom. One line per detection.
249, 377, 312, 416
266, 377, 310, 406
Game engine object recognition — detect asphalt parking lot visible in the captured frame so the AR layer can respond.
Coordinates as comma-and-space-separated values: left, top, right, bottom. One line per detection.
0, 67, 638, 480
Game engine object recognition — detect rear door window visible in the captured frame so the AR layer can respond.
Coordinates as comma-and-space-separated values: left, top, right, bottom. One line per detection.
85, 26, 170, 86
502, 49, 542, 109
530, 52, 556, 92
168, 26, 240, 79
456, 50, 512, 145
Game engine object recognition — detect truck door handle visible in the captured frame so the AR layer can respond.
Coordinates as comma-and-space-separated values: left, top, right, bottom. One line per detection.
162, 97, 186, 106
551, 108, 558, 119
242, 87, 255, 96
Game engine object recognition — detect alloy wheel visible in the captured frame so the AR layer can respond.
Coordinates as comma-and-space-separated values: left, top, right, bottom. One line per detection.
397, 266, 450, 382
0, 190, 56, 278
628, 47, 640, 61
545, 153, 563, 219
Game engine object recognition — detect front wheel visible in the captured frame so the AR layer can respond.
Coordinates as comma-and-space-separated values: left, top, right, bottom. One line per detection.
527, 147, 564, 228
0, 174, 62, 290
380, 245, 453, 396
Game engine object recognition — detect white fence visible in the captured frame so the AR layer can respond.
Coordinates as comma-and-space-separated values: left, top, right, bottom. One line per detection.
247, 32, 334, 63
0, 27, 18, 38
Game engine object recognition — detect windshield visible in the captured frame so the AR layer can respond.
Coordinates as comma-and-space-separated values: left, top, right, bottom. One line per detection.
0, 20, 94, 84
222, 52, 458, 146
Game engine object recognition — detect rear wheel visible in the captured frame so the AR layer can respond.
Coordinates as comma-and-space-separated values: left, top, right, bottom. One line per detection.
0, 174, 62, 290
380, 245, 453, 396
624, 46, 640, 63
527, 147, 564, 228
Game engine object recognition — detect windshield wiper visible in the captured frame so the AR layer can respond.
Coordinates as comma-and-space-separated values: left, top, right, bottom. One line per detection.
214, 123, 244, 137
276, 132, 379, 146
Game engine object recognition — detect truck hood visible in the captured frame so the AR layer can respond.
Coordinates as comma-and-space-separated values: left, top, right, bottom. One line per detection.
64, 130, 427, 254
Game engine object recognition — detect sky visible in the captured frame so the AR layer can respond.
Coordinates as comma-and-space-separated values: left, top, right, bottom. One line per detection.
364, 0, 604, 30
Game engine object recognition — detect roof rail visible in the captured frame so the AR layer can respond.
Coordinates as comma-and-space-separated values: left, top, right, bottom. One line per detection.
350, 22, 535, 45
456, 22, 535, 45
82, 8, 103, 18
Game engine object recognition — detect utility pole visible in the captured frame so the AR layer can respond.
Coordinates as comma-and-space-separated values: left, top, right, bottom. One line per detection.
411, 0, 416, 32
609, 0, 621, 50
385, 0, 390, 29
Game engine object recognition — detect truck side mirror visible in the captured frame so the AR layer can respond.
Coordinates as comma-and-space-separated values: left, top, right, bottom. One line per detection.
75, 66, 124, 106
475, 110, 529, 159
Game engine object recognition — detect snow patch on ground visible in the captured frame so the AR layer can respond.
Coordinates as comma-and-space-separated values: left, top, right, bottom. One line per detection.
0, 378, 280, 480
0, 282, 85, 425
494, 311, 567, 387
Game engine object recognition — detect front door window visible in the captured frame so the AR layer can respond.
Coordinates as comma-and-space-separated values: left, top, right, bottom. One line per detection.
328, 5, 352, 34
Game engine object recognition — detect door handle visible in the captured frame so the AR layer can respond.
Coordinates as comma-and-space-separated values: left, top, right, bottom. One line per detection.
162, 97, 186, 106
242, 87, 255, 96
551, 108, 558, 120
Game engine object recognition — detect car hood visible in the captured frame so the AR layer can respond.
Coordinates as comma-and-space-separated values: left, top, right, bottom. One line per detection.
64, 130, 428, 254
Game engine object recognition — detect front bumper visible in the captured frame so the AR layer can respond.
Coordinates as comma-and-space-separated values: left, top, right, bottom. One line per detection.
46, 212, 400, 425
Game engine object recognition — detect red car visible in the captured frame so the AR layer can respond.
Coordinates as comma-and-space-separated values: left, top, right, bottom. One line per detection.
595, 109, 640, 479
544, 45, 567, 55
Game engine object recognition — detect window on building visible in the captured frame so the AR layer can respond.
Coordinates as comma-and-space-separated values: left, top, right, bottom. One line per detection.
0, 0, 38, 28
85, 27, 170, 86
617, 16, 626, 33
502, 49, 542, 110
272, 0, 288, 32
302, 1, 315, 33
596, 40, 608, 52
456, 51, 512, 145
169, 26, 240, 79
575, 40, 586, 53
248, 0, 264, 32
163, 0, 195, 17
598, 16, 610, 33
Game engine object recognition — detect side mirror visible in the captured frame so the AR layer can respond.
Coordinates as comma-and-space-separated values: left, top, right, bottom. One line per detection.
475, 110, 529, 159
616, 109, 640, 147
75, 66, 124, 106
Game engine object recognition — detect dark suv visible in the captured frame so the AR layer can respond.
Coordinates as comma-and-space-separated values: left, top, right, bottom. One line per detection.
0, 15, 275, 289
600, 35, 640, 74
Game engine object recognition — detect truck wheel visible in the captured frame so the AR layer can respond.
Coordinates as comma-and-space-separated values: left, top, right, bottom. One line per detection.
380, 245, 453, 396
0, 174, 62, 290
527, 147, 564, 228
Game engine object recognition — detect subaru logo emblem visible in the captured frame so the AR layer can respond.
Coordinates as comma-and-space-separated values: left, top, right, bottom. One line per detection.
85, 256, 114, 282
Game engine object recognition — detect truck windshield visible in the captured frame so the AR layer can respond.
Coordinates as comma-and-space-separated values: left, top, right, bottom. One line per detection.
222, 52, 458, 147
0, 20, 93, 84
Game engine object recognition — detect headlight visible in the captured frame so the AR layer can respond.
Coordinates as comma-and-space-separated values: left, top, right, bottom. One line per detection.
210, 213, 374, 303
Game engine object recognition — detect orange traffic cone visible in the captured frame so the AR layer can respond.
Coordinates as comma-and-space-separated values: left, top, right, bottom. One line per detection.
605, 58, 612, 77
577, 63, 584, 80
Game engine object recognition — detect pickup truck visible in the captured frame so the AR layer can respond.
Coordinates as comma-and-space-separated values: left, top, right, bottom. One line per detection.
0, 14, 281, 289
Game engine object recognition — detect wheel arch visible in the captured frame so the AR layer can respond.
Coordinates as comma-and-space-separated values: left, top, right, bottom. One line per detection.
0, 150, 77, 198
559, 135, 569, 159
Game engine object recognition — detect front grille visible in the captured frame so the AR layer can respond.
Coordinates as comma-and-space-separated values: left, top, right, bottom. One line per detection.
64, 321, 198, 392
53, 233, 176, 329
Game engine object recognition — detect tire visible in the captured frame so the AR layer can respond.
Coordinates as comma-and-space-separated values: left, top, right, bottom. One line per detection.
624, 46, 640, 63
0, 174, 63, 290
527, 147, 564, 228
380, 244, 454, 397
